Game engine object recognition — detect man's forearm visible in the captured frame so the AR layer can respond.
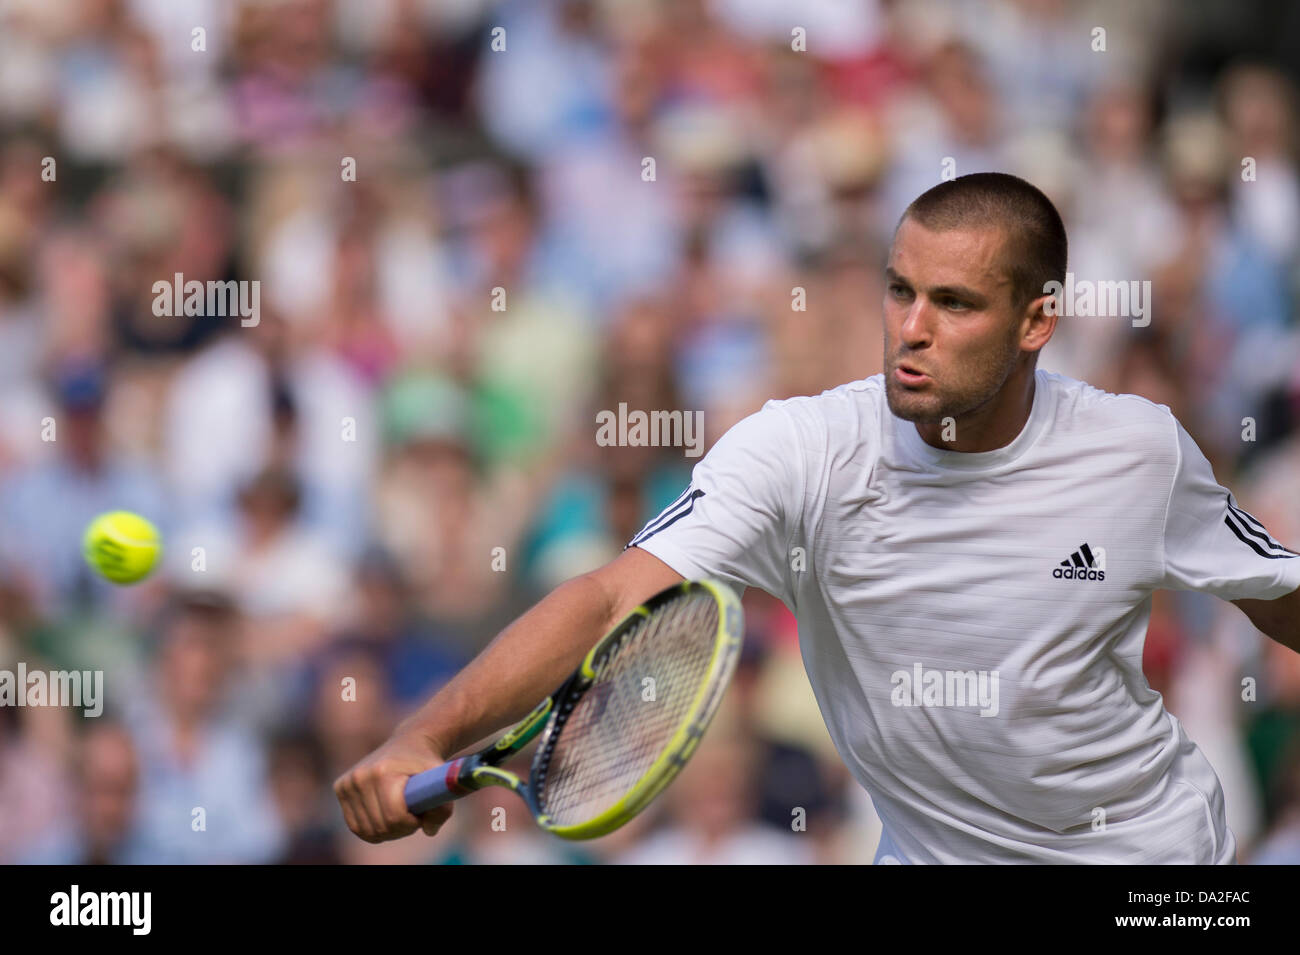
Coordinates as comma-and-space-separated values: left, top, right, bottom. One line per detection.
396, 573, 618, 758
1233, 586, 1300, 653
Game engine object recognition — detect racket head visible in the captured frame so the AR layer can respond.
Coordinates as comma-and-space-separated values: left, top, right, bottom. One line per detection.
527, 578, 744, 840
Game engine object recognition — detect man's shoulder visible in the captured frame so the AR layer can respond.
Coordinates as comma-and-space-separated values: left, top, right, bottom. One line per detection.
1039, 369, 1178, 438
759, 375, 887, 435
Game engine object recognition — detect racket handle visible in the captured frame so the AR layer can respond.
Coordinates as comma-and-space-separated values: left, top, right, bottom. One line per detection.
405, 758, 471, 814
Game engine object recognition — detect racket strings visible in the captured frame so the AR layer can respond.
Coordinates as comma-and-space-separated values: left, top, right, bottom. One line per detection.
537, 591, 721, 825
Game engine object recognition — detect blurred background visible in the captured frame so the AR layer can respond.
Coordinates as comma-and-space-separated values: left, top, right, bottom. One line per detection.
1, 0, 1299, 865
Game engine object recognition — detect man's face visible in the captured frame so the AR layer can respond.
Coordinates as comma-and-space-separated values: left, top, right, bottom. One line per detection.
883, 218, 1027, 423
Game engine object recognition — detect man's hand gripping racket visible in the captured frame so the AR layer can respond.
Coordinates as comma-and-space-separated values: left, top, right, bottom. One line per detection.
341, 579, 743, 842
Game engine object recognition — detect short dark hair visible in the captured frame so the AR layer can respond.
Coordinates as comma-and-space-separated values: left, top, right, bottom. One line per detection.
899, 172, 1067, 312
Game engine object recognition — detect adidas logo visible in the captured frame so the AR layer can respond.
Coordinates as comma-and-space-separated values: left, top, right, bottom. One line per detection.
1053, 543, 1106, 581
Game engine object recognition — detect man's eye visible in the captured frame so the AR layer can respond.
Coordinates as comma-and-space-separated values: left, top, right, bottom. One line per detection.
942, 298, 968, 310
889, 284, 910, 298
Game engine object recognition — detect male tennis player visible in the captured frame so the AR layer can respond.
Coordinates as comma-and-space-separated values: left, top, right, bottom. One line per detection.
336, 172, 1300, 863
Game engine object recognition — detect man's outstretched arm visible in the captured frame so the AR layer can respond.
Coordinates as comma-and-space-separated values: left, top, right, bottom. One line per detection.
1233, 586, 1300, 654
333, 545, 683, 843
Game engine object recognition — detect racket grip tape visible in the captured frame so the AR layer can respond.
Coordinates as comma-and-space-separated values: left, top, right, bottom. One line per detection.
405, 757, 473, 814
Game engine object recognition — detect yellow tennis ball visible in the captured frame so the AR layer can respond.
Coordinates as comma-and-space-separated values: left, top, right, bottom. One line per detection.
83, 511, 162, 585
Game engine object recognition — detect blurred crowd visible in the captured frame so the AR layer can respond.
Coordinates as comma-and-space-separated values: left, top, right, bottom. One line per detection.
1, 0, 1299, 865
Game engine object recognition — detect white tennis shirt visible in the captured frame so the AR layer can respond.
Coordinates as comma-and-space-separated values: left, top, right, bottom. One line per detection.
628, 369, 1300, 863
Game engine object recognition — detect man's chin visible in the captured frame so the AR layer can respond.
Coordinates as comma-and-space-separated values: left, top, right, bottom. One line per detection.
885, 381, 945, 422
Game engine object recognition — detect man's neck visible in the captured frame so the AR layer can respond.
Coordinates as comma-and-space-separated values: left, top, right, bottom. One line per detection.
913, 368, 1037, 453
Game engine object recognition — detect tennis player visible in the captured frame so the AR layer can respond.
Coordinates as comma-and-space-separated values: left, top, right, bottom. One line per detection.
336, 172, 1299, 863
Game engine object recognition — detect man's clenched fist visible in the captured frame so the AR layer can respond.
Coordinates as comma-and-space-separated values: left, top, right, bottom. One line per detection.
335, 731, 453, 843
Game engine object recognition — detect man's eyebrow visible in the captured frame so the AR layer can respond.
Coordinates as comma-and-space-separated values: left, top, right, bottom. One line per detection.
929, 284, 986, 303
884, 267, 987, 303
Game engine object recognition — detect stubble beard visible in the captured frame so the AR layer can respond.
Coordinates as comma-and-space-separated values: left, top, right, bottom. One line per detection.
884, 336, 1022, 424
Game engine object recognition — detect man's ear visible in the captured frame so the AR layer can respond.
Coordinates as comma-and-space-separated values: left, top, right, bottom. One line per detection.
1021, 293, 1058, 352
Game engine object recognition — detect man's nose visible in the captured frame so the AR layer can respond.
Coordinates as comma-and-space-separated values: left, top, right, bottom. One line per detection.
900, 297, 934, 346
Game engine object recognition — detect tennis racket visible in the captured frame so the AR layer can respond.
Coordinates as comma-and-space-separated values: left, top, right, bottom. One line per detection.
403, 578, 744, 840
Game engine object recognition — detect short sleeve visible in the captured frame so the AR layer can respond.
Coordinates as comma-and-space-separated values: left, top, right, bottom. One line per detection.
626, 400, 802, 606
1161, 418, 1300, 600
